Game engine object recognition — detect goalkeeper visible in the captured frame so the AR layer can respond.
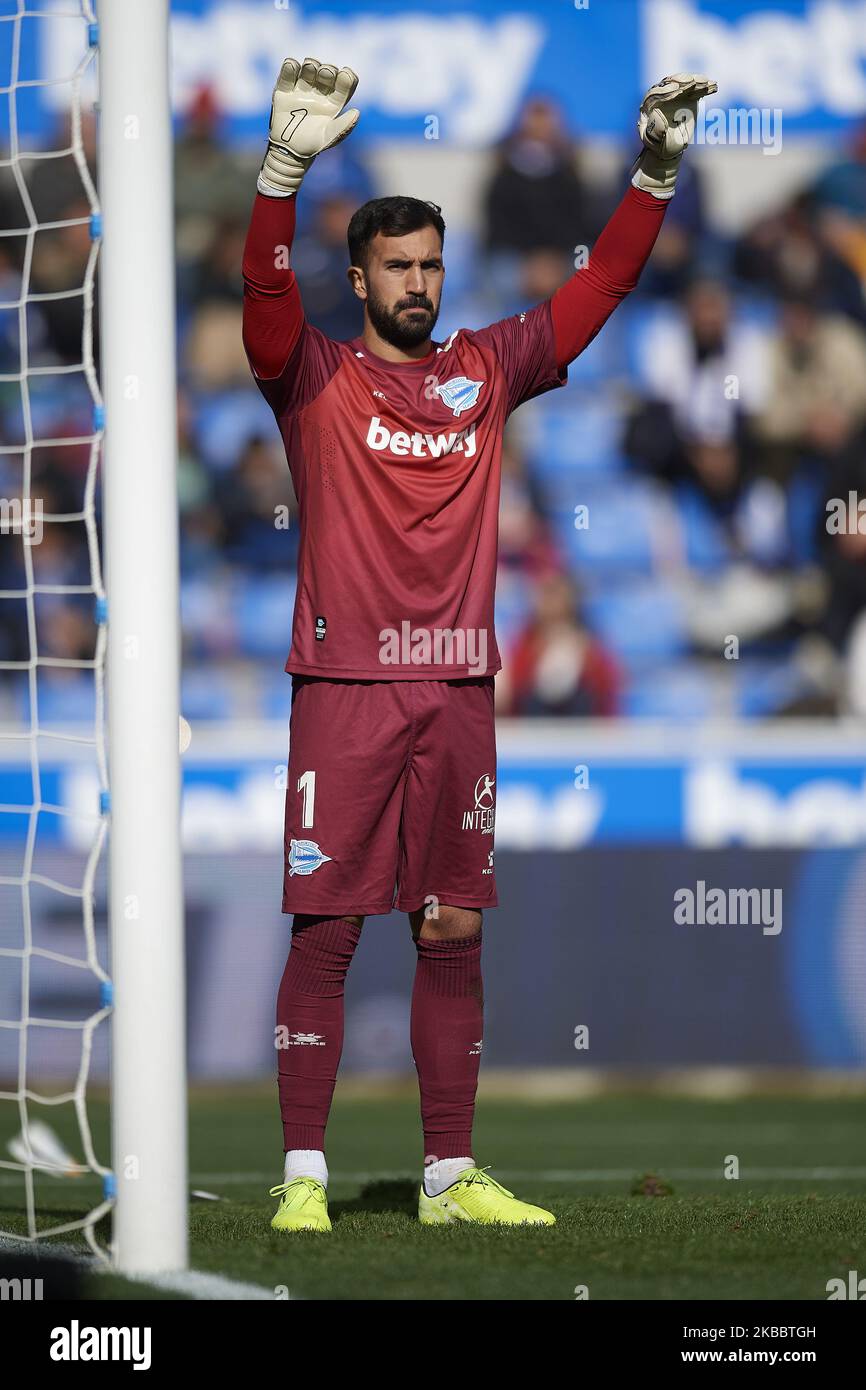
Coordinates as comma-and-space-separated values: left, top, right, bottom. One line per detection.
242, 60, 717, 1232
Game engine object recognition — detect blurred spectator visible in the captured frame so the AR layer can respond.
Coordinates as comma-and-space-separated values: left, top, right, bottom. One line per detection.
177, 389, 224, 576
29, 203, 96, 363
482, 96, 604, 310
752, 291, 866, 472
808, 123, 866, 334
734, 192, 866, 326
0, 111, 98, 366
673, 433, 813, 651
626, 278, 769, 482
40, 601, 95, 667
293, 140, 375, 236
181, 216, 247, 309
816, 430, 866, 653
502, 571, 620, 717
519, 248, 573, 306
498, 437, 559, 577
0, 110, 97, 228
842, 607, 866, 716
811, 120, 866, 217
292, 195, 366, 340
175, 85, 259, 266
182, 299, 249, 387
213, 434, 298, 572
484, 97, 599, 256
680, 436, 793, 567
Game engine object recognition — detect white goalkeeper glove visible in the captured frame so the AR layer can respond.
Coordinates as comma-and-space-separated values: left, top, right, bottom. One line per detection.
632, 73, 718, 200
257, 56, 360, 198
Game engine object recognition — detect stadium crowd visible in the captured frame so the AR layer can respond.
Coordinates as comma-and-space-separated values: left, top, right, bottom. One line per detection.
2, 90, 866, 722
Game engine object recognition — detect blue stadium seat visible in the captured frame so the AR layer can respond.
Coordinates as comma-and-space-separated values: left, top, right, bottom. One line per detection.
494, 569, 533, 652
675, 486, 733, 573
730, 292, 780, 333
181, 575, 236, 659
34, 676, 97, 727
181, 667, 235, 721
556, 477, 667, 576
262, 671, 294, 721
6, 672, 30, 725
522, 391, 622, 500
563, 305, 627, 386
787, 470, 822, 565
621, 298, 679, 384
623, 661, 715, 719
233, 575, 295, 659
584, 576, 688, 666
437, 294, 494, 338
733, 657, 812, 719
191, 389, 276, 472
438, 230, 477, 301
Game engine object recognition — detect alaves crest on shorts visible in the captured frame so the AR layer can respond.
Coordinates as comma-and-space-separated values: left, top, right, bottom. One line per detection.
288, 838, 332, 875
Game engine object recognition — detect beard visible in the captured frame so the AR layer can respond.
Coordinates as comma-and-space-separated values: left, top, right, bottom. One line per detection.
365, 287, 440, 350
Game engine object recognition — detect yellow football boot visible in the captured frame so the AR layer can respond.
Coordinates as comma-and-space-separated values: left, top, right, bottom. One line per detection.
418, 1166, 555, 1227
269, 1176, 331, 1233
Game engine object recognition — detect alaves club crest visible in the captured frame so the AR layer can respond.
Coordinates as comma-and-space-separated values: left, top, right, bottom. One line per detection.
435, 375, 484, 417
288, 838, 332, 876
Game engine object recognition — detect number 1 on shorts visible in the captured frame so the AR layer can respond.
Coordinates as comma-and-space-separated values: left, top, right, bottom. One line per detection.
297, 770, 316, 828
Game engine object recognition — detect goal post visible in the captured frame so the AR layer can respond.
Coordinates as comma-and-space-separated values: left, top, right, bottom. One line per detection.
98, 0, 187, 1273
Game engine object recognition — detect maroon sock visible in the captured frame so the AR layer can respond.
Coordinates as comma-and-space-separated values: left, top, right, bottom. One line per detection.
276, 915, 361, 1151
410, 931, 483, 1162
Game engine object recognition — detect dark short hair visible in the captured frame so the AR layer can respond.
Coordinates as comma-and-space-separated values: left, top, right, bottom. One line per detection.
347, 196, 446, 269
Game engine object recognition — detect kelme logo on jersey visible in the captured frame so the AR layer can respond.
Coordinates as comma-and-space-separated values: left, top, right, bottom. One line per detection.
288, 838, 332, 876
462, 773, 495, 834
434, 375, 484, 417
366, 416, 477, 459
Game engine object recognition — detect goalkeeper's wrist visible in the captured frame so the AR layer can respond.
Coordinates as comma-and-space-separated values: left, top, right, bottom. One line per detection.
257, 171, 295, 198
257, 143, 310, 197
632, 149, 681, 200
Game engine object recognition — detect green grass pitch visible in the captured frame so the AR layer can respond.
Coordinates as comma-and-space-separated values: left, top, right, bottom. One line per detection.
2, 1088, 865, 1300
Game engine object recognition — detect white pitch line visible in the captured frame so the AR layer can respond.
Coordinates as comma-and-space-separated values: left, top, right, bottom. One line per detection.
124, 1270, 275, 1301
3, 1166, 866, 1189
0, 1235, 275, 1301
188, 1166, 866, 1184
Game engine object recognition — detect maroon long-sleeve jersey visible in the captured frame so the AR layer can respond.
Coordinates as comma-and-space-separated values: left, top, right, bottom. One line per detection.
242, 185, 666, 680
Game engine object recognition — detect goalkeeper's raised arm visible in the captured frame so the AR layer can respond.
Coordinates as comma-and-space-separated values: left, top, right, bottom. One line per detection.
242, 57, 360, 382
548, 73, 717, 370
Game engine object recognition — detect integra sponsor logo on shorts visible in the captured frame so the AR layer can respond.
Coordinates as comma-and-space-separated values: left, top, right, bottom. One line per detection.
366, 415, 477, 459
288, 838, 332, 875
462, 773, 495, 834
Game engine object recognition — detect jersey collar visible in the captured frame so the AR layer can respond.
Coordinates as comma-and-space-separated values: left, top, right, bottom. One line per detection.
347, 336, 440, 372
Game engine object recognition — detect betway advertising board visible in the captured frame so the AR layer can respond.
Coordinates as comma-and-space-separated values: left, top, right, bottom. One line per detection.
8, 0, 866, 146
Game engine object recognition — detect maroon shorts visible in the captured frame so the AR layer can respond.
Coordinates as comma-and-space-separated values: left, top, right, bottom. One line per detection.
282, 676, 497, 917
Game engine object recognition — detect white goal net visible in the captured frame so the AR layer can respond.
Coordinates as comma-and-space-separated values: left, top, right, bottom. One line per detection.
0, 0, 112, 1260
